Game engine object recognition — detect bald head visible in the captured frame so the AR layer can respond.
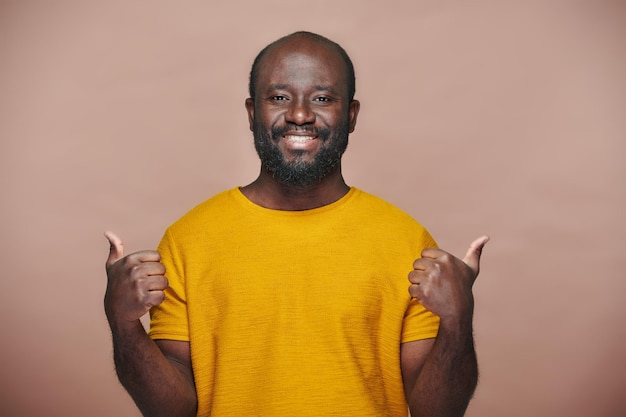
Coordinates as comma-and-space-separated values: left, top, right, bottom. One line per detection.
248, 31, 356, 101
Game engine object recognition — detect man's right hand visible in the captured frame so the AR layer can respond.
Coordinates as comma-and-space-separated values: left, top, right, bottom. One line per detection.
104, 231, 168, 327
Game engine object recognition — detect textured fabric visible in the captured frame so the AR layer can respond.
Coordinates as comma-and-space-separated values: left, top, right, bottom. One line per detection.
149, 187, 440, 416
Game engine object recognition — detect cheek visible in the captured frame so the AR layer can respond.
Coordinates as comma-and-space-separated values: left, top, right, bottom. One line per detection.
261, 105, 285, 122
252, 112, 273, 132
316, 109, 344, 128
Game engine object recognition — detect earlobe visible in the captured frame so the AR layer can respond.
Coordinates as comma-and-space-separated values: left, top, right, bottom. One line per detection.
245, 98, 255, 132
348, 100, 360, 133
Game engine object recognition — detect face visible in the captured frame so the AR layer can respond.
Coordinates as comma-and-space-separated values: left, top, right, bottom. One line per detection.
245, 38, 360, 186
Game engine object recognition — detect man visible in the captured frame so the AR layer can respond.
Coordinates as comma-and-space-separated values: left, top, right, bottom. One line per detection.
104, 31, 488, 417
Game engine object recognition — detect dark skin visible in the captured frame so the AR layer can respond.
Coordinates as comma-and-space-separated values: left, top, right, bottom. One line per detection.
104, 34, 488, 417
402, 239, 488, 416
242, 36, 359, 210
104, 232, 197, 417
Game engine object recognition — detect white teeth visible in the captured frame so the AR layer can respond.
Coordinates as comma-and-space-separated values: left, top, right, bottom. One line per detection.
284, 135, 314, 142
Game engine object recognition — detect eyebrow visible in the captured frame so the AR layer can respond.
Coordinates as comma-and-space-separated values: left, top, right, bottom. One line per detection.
267, 84, 338, 93
313, 85, 337, 93
268, 84, 290, 91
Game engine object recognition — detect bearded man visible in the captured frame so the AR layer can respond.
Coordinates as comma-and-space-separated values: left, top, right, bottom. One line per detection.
104, 31, 488, 417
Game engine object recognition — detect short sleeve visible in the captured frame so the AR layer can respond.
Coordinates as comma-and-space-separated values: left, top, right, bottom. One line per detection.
148, 228, 190, 341
401, 227, 440, 343
401, 300, 440, 343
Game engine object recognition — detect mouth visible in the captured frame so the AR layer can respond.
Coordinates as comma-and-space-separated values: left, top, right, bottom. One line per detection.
281, 134, 319, 150
283, 134, 317, 143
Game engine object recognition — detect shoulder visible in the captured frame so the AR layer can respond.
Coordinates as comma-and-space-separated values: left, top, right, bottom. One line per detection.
351, 189, 436, 247
165, 188, 240, 235
353, 189, 423, 225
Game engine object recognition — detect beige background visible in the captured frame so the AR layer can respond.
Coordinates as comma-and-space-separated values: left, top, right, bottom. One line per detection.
1, 1, 625, 416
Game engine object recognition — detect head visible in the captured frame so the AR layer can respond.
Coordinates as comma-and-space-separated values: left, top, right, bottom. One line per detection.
245, 32, 360, 186
249, 32, 356, 102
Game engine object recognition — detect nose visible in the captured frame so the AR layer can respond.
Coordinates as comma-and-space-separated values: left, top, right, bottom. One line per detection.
285, 98, 315, 125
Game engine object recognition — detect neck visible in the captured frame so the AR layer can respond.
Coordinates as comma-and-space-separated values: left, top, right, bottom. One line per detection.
240, 167, 350, 211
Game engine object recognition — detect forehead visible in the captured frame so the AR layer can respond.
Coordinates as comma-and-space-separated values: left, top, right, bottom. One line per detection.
256, 39, 349, 93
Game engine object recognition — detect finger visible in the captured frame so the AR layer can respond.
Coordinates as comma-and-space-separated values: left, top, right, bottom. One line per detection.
145, 290, 166, 308
143, 261, 165, 276
408, 269, 425, 284
412, 257, 434, 271
408, 283, 423, 299
462, 235, 490, 275
129, 250, 162, 264
420, 247, 445, 260
145, 276, 169, 291
104, 231, 124, 267
128, 260, 165, 278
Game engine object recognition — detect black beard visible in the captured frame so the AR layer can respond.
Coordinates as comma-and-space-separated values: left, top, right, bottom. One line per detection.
253, 121, 349, 186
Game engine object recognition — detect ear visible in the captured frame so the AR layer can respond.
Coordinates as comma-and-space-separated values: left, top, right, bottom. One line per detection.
348, 99, 360, 133
245, 98, 255, 132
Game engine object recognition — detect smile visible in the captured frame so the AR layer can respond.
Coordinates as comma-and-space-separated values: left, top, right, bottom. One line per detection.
283, 135, 317, 145
283, 135, 317, 143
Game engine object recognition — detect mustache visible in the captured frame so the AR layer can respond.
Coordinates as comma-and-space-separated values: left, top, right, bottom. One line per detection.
271, 124, 331, 138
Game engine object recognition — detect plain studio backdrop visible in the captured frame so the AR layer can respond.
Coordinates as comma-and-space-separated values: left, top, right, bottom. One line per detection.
1, 1, 624, 416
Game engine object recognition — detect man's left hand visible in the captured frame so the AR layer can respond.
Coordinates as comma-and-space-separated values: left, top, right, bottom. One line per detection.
408, 236, 489, 323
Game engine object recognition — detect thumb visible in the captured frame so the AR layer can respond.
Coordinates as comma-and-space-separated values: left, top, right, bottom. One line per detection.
104, 231, 125, 268
462, 235, 490, 276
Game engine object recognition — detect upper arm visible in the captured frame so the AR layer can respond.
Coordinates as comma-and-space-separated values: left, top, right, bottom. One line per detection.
400, 338, 435, 400
154, 339, 194, 388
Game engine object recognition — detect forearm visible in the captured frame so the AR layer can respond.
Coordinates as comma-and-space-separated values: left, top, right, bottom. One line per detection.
109, 320, 197, 417
408, 319, 478, 417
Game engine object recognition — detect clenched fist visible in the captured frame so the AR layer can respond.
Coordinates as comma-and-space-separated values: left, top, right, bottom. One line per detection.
409, 236, 489, 323
104, 231, 168, 327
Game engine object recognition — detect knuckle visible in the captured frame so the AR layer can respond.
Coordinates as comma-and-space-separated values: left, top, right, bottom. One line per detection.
129, 264, 144, 278
119, 255, 133, 267
130, 277, 145, 292
425, 270, 437, 282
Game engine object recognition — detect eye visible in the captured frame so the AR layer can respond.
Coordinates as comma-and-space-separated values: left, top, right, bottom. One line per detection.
270, 95, 288, 101
314, 96, 332, 103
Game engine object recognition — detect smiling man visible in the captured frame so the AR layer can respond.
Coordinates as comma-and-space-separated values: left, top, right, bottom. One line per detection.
104, 32, 488, 417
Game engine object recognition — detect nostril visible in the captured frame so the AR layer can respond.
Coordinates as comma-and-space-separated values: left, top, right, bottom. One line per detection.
285, 104, 315, 124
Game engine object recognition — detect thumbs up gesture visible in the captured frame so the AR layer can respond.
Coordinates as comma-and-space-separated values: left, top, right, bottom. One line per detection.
409, 236, 489, 323
104, 231, 168, 328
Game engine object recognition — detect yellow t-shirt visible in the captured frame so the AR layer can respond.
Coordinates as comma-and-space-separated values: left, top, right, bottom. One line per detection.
149, 187, 439, 416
